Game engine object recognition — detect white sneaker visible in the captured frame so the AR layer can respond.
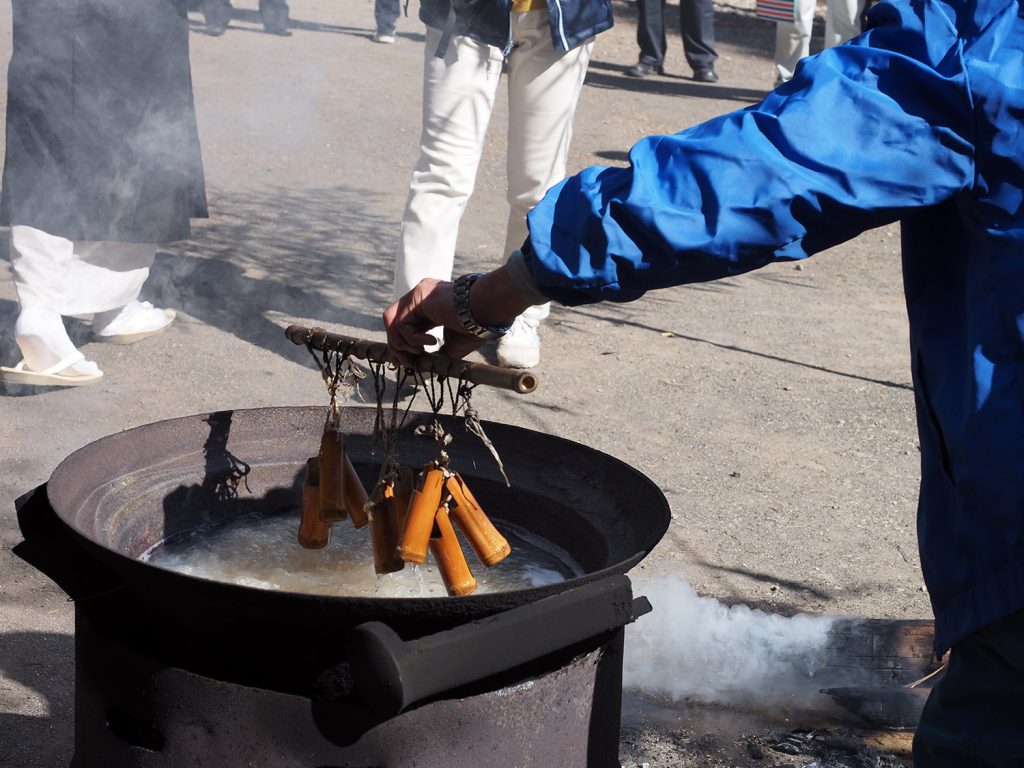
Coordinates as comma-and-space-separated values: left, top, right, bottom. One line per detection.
372, 30, 396, 44
496, 303, 549, 369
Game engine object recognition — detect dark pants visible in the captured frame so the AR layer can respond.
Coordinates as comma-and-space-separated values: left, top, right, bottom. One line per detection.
913, 610, 1024, 767
635, 0, 717, 72
375, 0, 401, 34
203, 0, 289, 33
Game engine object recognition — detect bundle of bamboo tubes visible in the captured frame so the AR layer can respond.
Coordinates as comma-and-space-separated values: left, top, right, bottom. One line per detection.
297, 420, 370, 549
288, 328, 527, 595
297, 423, 510, 596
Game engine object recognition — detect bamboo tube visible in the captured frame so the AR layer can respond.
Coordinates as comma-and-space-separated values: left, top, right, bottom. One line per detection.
446, 472, 511, 566
388, 466, 415, 534
343, 453, 370, 528
397, 466, 446, 564
370, 482, 404, 575
430, 504, 477, 596
298, 457, 331, 549
318, 426, 347, 521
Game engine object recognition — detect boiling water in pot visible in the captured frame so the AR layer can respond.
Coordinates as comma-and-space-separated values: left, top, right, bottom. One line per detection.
140, 510, 582, 598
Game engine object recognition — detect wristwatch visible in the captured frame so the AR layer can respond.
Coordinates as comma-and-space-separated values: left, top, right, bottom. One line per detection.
453, 273, 512, 340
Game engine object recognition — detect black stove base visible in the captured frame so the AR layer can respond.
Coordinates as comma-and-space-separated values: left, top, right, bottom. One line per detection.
72, 603, 625, 768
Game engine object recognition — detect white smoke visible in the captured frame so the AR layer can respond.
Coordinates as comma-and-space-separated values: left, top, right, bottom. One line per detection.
624, 577, 837, 709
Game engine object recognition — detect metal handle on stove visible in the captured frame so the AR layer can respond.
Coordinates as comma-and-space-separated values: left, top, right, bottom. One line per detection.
345, 573, 651, 718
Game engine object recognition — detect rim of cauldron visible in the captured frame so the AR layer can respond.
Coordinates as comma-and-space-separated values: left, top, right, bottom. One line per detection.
44, 406, 670, 628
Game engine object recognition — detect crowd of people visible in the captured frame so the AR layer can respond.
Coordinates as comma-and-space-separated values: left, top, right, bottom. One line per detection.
6, 1, 1022, 765
0, 0, 864, 387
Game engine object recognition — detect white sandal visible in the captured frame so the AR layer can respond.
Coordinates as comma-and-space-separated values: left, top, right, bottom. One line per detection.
1, 350, 103, 387
94, 301, 176, 345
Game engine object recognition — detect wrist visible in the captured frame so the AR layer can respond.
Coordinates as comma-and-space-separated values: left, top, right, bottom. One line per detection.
453, 273, 512, 340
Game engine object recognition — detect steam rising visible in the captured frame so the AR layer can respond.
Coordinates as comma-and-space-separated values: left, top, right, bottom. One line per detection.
624, 577, 836, 709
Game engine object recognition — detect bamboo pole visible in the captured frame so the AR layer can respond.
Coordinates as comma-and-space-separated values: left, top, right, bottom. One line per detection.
285, 325, 538, 395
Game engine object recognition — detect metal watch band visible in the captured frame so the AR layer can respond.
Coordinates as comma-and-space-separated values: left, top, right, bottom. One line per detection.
453, 273, 511, 340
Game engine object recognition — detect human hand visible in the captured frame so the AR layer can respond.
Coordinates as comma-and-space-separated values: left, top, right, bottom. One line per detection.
383, 278, 484, 367
383, 267, 532, 367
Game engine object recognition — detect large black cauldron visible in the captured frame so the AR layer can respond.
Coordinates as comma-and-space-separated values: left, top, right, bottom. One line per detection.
16, 406, 670, 767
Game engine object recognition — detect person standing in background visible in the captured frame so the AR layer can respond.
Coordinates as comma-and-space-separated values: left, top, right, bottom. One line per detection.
625, 0, 719, 82
0, 0, 208, 387
392, 0, 612, 369
774, 0, 864, 82
201, 0, 291, 36
372, 0, 401, 43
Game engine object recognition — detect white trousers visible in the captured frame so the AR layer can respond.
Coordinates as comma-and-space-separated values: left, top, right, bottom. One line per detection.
774, 0, 865, 82
10, 225, 156, 316
393, 12, 594, 299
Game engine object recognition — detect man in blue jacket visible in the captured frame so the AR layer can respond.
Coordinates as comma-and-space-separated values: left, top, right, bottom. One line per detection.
385, 0, 1024, 761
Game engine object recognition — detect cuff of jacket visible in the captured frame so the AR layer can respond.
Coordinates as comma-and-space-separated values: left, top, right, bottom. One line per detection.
505, 247, 551, 306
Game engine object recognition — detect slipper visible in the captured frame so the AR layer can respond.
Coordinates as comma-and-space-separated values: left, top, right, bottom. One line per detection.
95, 306, 176, 345
1, 351, 104, 387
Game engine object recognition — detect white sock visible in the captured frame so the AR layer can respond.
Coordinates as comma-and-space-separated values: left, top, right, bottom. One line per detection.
93, 300, 168, 337
15, 307, 99, 375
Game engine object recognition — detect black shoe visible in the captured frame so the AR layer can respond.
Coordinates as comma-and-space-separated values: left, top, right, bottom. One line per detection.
625, 61, 664, 78
692, 66, 719, 83
206, 23, 228, 35
265, 25, 292, 35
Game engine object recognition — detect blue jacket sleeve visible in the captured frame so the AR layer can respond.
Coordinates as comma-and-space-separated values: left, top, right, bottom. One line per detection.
523, 0, 977, 305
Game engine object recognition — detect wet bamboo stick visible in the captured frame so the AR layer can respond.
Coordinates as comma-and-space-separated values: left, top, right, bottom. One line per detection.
285, 325, 538, 395
446, 472, 510, 566
430, 504, 477, 596
343, 453, 370, 528
369, 484, 404, 575
318, 426, 347, 522
298, 457, 331, 549
398, 466, 446, 564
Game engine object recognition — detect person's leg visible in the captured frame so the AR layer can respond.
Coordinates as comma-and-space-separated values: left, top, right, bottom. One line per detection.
824, 0, 864, 47
259, 0, 290, 35
202, 0, 232, 34
374, 0, 401, 41
629, 0, 667, 73
393, 26, 504, 300
679, 0, 718, 79
497, 12, 592, 368
774, 0, 814, 82
7, 226, 100, 378
72, 241, 175, 343
914, 610, 1024, 766
504, 13, 592, 258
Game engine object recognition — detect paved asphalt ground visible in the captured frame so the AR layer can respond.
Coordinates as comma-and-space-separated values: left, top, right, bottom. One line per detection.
1, 1, 927, 765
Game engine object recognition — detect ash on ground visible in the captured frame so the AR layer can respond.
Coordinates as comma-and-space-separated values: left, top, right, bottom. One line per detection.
620, 693, 914, 768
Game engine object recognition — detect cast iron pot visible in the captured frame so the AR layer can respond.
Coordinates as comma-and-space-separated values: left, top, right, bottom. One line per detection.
17, 406, 670, 732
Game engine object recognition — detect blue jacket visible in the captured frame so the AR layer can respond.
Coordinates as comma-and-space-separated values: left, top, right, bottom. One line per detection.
522, 0, 1024, 653
419, 0, 612, 53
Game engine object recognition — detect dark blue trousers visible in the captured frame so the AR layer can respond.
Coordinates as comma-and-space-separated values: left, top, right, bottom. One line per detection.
635, 0, 717, 72
914, 610, 1024, 767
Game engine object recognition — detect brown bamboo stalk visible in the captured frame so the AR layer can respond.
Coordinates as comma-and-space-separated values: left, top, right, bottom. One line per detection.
430, 504, 477, 596
388, 466, 415, 534
298, 457, 331, 549
318, 426, 347, 521
285, 325, 538, 395
446, 472, 510, 566
369, 484, 404, 575
398, 466, 446, 564
343, 453, 370, 528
